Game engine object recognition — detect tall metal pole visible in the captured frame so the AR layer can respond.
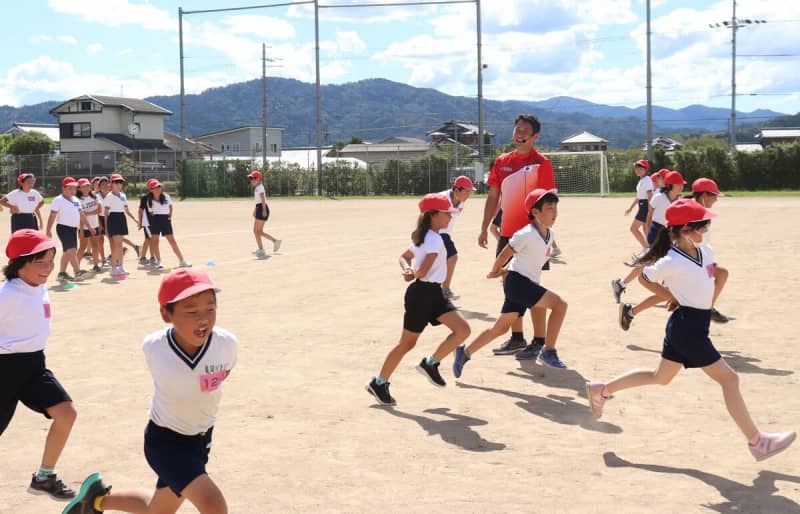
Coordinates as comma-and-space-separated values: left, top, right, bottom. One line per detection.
314, 0, 323, 195
262, 43, 268, 166
730, 0, 737, 153
178, 7, 186, 161
645, 0, 653, 162
476, 0, 484, 173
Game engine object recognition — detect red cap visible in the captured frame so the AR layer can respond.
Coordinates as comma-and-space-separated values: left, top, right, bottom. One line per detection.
524, 188, 559, 213
666, 198, 717, 227
5, 229, 57, 259
664, 170, 686, 185
110, 173, 125, 182
158, 268, 220, 307
247, 171, 263, 180
97, 176, 109, 183
453, 175, 476, 190
61, 176, 79, 188
91, 176, 101, 184
146, 178, 162, 190
691, 177, 723, 196
17, 173, 35, 185
635, 159, 650, 170
77, 178, 91, 187
418, 193, 457, 213
651, 168, 669, 180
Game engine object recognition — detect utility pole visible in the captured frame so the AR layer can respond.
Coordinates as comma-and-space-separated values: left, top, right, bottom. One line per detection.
645, 0, 653, 162
262, 43, 268, 167
178, 7, 186, 161
476, 0, 484, 174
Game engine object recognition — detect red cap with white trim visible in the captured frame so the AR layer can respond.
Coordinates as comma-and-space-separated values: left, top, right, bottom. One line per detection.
6, 229, 57, 259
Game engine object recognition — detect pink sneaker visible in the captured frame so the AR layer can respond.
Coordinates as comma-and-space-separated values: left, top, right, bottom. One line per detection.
587, 382, 609, 418
749, 431, 796, 461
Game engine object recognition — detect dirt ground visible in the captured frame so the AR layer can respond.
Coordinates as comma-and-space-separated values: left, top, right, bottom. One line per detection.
1, 196, 798, 514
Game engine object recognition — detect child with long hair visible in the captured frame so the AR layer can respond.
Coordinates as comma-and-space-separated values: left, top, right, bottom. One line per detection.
102, 174, 139, 277
438, 175, 476, 299
247, 171, 281, 256
622, 159, 652, 250
75, 178, 103, 272
587, 199, 795, 461
143, 179, 190, 269
0, 173, 44, 232
366, 193, 471, 406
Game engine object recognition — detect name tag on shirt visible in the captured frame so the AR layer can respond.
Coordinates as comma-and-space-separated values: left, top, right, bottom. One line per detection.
199, 369, 227, 392
43, 303, 51, 319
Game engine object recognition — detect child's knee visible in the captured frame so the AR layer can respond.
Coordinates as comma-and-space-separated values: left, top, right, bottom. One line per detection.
52, 402, 77, 425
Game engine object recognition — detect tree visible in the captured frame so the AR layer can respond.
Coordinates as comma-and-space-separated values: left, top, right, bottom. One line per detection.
0, 133, 13, 155
7, 131, 55, 156
327, 136, 364, 157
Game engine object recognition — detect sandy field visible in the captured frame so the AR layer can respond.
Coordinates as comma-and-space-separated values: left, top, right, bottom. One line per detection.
1, 195, 799, 514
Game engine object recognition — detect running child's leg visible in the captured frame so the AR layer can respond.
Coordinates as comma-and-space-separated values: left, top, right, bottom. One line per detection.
378, 330, 422, 381
701, 359, 757, 440
181, 473, 227, 513
430, 310, 470, 362
442, 255, 457, 291
465, 312, 520, 356
713, 265, 728, 307
165, 235, 186, 263
630, 219, 647, 249
40, 401, 76, 471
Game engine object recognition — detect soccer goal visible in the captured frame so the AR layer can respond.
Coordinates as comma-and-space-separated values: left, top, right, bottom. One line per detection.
544, 151, 609, 196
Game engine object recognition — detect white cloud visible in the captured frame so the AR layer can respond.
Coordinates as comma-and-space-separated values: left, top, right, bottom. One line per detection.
87, 43, 103, 54
220, 14, 295, 40
286, 3, 433, 24
31, 35, 77, 45
48, 0, 174, 31
58, 36, 78, 45
335, 32, 366, 53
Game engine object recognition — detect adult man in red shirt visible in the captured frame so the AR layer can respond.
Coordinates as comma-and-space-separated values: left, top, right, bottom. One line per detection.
478, 114, 559, 361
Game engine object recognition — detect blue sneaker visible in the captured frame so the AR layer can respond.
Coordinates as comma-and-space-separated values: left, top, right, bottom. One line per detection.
539, 348, 566, 369
516, 341, 544, 361
453, 344, 470, 378
62, 472, 110, 514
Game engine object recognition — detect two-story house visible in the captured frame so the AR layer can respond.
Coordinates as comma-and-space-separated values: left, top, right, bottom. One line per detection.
192, 126, 284, 158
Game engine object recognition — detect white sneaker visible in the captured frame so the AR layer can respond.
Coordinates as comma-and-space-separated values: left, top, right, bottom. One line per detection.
749, 431, 796, 461
273, 239, 282, 253
178, 260, 191, 268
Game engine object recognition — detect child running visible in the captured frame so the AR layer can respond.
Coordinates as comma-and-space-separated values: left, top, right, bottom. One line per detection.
75, 178, 103, 272
439, 175, 477, 299
622, 159, 652, 251
587, 199, 796, 461
63, 268, 237, 514
1, 230, 77, 501
453, 188, 568, 378
0, 173, 44, 232
366, 193, 471, 406
103, 174, 139, 277
248, 170, 281, 256
143, 179, 190, 269
46, 177, 91, 282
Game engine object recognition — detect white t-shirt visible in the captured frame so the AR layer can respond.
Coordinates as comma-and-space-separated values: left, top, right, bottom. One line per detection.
79, 195, 101, 228
103, 192, 128, 213
410, 229, 447, 283
150, 194, 172, 216
254, 184, 266, 203
50, 194, 82, 227
508, 224, 553, 284
144, 326, 238, 436
0, 279, 51, 354
649, 192, 673, 226
642, 246, 715, 310
4, 189, 43, 214
636, 176, 653, 200
437, 189, 464, 235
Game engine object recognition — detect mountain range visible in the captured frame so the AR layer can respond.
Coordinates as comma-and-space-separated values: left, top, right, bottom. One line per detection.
0, 78, 793, 150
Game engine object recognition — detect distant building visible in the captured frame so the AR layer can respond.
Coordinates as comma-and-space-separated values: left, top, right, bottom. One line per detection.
645, 137, 683, 152
735, 143, 763, 153
163, 131, 219, 158
755, 128, 800, 148
339, 137, 437, 164
427, 120, 495, 149
559, 131, 608, 152
192, 126, 284, 158
2, 122, 60, 147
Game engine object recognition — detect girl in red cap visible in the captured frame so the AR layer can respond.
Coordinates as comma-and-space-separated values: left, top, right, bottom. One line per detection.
0, 173, 44, 233
143, 178, 190, 269
623, 160, 653, 250
366, 193, 471, 406
438, 174, 476, 299
102, 174, 140, 276
75, 178, 103, 272
588, 199, 795, 462
248, 170, 281, 257
1, 230, 78, 500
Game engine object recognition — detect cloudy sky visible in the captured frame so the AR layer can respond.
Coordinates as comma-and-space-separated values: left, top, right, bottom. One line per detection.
2, 0, 799, 118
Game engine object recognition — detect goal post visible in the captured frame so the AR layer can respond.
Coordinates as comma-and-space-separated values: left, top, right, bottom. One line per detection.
543, 151, 609, 196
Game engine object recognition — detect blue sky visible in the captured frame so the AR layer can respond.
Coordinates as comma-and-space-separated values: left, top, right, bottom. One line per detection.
2, 0, 799, 118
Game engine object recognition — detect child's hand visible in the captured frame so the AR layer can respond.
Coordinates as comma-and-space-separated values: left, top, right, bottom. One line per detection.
402, 269, 415, 282
624, 206, 632, 215
667, 300, 679, 312
486, 269, 505, 279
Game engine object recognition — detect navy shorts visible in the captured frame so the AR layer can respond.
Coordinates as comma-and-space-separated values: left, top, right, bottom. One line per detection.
11, 213, 38, 232
501, 270, 548, 316
491, 210, 502, 228
0, 351, 72, 435
82, 228, 100, 238
107, 212, 128, 236
144, 421, 213, 496
635, 199, 649, 222
497, 236, 550, 271
149, 214, 174, 236
661, 306, 721, 368
56, 224, 78, 250
647, 221, 665, 246
403, 280, 456, 333
254, 203, 270, 221
441, 233, 457, 258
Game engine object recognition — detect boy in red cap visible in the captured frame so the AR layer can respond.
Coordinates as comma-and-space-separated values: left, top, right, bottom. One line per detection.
46, 177, 92, 281
437, 174, 477, 299
1, 230, 78, 500
64, 268, 237, 514
248, 170, 281, 256
587, 199, 795, 462
453, 188, 569, 378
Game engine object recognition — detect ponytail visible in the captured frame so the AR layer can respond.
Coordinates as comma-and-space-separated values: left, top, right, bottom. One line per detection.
636, 225, 677, 265
411, 212, 433, 246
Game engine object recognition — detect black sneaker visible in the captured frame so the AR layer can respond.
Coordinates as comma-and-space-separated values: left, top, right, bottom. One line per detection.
91, 265, 101, 273
62, 472, 110, 514
74, 270, 87, 280
611, 279, 626, 304
366, 378, 396, 406
28, 473, 75, 500
57, 272, 73, 282
710, 307, 730, 323
491, 337, 527, 355
416, 358, 446, 387
516, 341, 544, 360
619, 303, 634, 331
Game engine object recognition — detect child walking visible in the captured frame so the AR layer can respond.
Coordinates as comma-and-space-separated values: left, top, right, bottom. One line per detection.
248, 171, 281, 256
0, 173, 44, 232
366, 193, 471, 406
622, 159, 652, 251
438, 175, 476, 299
46, 177, 91, 282
1, 230, 77, 500
587, 199, 796, 461
75, 178, 103, 272
102, 174, 139, 276
63, 268, 238, 514
143, 179, 190, 269
453, 189, 568, 378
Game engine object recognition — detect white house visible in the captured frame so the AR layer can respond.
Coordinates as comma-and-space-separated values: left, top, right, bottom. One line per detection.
339, 137, 437, 164
2, 122, 60, 145
755, 128, 800, 148
192, 126, 284, 158
559, 131, 608, 152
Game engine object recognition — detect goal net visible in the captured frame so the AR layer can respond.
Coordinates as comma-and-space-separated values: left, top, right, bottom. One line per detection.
543, 151, 609, 196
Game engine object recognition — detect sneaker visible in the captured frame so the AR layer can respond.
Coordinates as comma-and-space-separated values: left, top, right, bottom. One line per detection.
273, 239, 282, 253
62, 472, 111, 514
91, 265, 101, 273
452, 344, 470, 378
538, 348, 567, 369
57, 272, 73, 282
416, 358, 446, 387
254, 248, 267, 257
710, 307, 730, 323
749, 431, 796, 462
138, 256, 148, 265
492, 337, 527, 355
619, 303, 634, 331
148, 257, 158, 266
101, 258, 110, 268
119, 267, 129, 275
156, 261, 165, 270
178, 260, 192, 268
28, 473, 75, 500
611, 278, 626, 304
74, 270, 87, 280
550, 247, 562, 258
586, 382, 609, 418
516, 340, 544, 361
365, 378, 396, 406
